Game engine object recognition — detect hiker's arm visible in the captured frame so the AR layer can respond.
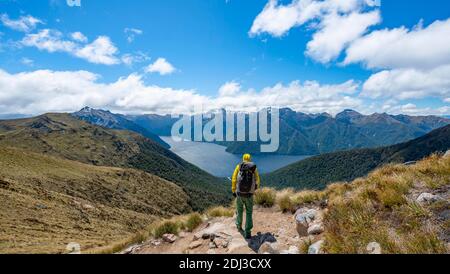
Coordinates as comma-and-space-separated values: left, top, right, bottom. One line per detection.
255, 168, 261, 189
231, 165, 240, 193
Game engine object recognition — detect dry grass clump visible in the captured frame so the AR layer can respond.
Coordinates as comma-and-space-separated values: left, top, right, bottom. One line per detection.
185, 213, 203, 232
254, 188, 277, 207
206, 206, 235, 218
276, 189, 295, 212
322, 154, 449, 254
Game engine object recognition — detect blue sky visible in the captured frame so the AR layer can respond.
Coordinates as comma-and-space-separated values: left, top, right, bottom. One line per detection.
0, 0, 449, 116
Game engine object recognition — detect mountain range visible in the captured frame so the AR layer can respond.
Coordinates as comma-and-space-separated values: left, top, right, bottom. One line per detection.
67, 107, 450, 156
263, 124, 450, 190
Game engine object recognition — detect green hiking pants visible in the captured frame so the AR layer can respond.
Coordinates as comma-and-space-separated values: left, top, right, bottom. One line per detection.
235, 195, 254, 235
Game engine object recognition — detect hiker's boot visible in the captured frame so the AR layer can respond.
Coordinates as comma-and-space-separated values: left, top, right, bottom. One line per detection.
245, 232, 252, 239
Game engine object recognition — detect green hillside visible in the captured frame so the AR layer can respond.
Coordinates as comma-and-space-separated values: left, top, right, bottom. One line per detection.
0, 114, 230, 210
263, 124, 450, 190
0, 147, 190, 254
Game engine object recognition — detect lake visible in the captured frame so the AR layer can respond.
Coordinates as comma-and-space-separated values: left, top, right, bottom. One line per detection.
161, 137, 310, 178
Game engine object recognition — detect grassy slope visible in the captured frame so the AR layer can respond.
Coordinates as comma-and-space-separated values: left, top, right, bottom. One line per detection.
321, 154, 449, 253
263, 125, 450, 190
0, 114, 230, 210
0, 147, 191, 254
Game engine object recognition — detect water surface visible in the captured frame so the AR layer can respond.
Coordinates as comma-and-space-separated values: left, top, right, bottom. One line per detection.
161, 137, 310, 177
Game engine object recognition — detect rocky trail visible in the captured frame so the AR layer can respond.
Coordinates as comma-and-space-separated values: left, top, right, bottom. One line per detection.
123, 206, 326, 255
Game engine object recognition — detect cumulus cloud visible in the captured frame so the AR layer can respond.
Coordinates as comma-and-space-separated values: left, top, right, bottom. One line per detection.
362, 65, 450, 100
0, 69, 362, 115
306, 10, 380, 63
344, 18, 450, 69
250, 0, 380, 63
21, 29, 120, 65
145, 58, 176, 75
0, 14, 43, 32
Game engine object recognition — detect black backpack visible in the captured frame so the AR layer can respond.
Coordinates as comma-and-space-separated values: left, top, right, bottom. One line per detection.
237, 162, 257, 194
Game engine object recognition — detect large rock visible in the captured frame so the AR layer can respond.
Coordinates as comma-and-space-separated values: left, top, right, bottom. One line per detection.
258, 242, 280, 254
162, 234, 178, 243
417, 193, 441, 204
308, 223, 324, 235
295, 209, 318, 236
366, 242, 382, 254
308, 240, 324, 254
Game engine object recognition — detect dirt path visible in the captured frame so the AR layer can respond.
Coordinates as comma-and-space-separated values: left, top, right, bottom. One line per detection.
129, 207, 309, 254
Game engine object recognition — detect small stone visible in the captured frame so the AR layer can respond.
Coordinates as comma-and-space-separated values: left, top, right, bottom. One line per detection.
258, 242, 279, 254
308, 240, 324, 255
281, 246, 299, 254
209, 242, 217, 249
444, 150, 450, 158
193, 232, 202, 241
189, 240, 203, 249
162, 234, 177, 243
367, 242, 382, 254
417, 193, 441, 204
150, 239, 162, 246
308, 223, 325, 235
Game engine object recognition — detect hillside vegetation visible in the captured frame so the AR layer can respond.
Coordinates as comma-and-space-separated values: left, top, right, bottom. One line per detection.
110, 153, 449, 255
0, 147, 191, 254
263, 124, 450, 190
0, 114, 230, 210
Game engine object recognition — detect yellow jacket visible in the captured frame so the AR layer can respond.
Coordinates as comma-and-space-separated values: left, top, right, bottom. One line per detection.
232, 163, 261, 193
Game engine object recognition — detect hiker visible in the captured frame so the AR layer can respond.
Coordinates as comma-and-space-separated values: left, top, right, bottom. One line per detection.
232, 153, 261, 239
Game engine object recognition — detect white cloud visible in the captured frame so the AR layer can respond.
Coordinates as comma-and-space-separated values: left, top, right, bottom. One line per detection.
250, 0, 380, 63
121, 52, 150, 66
0, 69, 362, 115
219, 81, 241, 97
0, 14, 43, 32
145, 58, 176, 75
362, 65, 450, 101
21, 29, 120, 65
124, 28, 143, 43
75, 36, 120, 65
70, 31, 88, 43
381, 103, 450, 116
306, 10, 380, 63
344, 18, 450, 70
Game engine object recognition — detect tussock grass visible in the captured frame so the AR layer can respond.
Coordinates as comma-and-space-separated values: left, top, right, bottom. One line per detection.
185, 213, 203, 232
321, 154, 449, 254
207, 206, 234, 218
276, 189, 295, 212
254, 188, 277, 207
153, 220, 180, 238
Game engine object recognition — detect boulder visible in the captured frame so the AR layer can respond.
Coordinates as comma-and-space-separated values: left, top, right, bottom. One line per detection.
366, 242, 382, 254
417, 193, 441, 204
308, 223, 324, 235
308, 240, 324, 254
258, 242, 280, 254
162, 234, 177, 243
189, 240, 203, 250
295, 209, 318, 236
